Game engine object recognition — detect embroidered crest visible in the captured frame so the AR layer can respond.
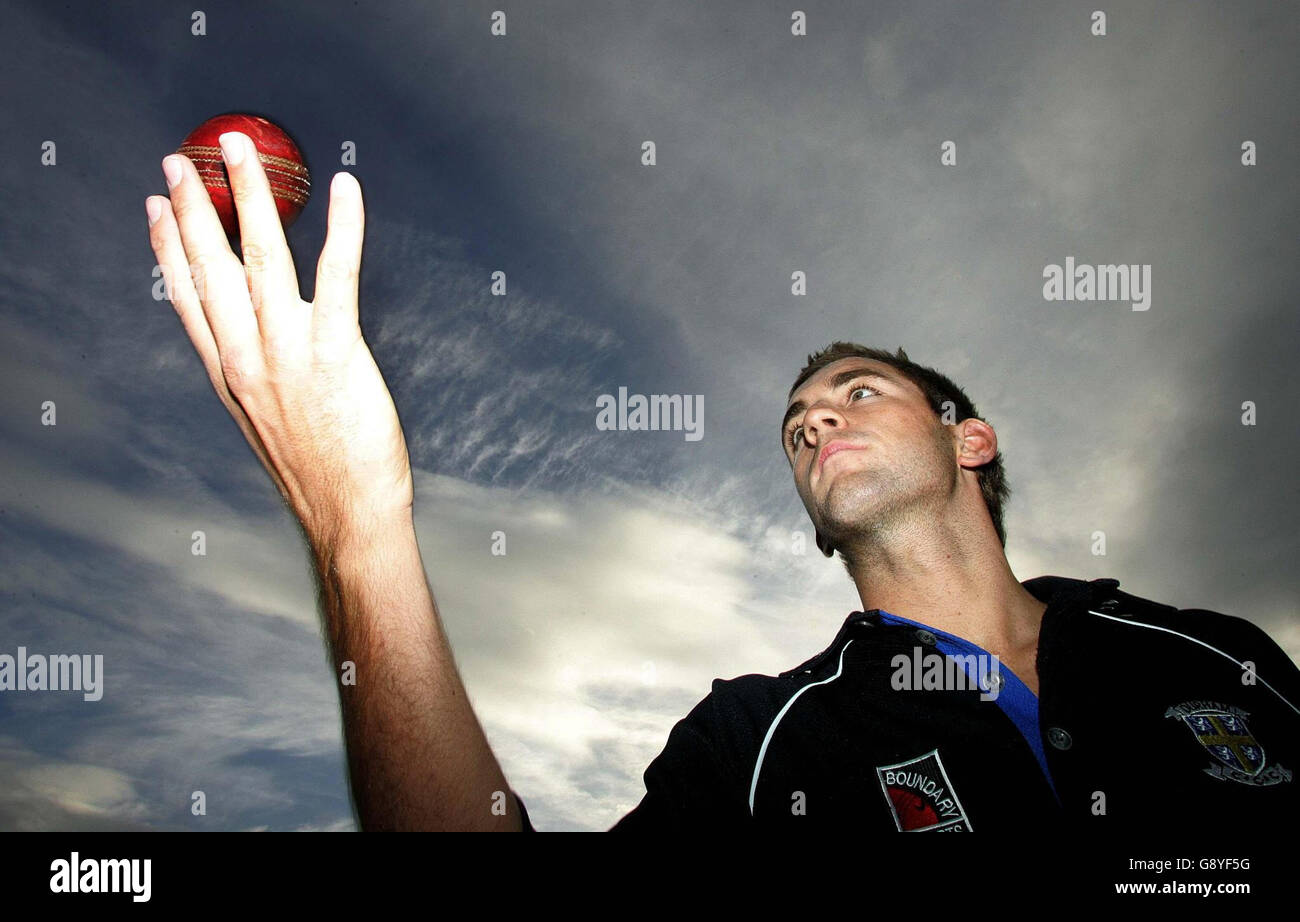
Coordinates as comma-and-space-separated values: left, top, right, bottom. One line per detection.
875, 748, 973, 831
1164, 700, 1293, 787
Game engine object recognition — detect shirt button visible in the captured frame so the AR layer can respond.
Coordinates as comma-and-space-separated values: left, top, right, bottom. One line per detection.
915, 629, 938, 646
1047, 727, 1073, 750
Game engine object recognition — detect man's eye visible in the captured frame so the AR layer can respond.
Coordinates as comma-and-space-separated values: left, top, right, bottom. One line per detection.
789, 425, 803, 449
849, 385, 878, 400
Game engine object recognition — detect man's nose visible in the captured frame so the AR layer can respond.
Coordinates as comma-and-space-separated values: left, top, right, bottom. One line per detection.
803, 406, 846, 444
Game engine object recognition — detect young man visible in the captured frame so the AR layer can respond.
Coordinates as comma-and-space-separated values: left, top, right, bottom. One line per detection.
609, 343, 1300, 829
146, 136, 1299, 831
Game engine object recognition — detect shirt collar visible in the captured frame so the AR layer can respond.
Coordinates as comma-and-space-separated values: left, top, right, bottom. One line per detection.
783, 576, 1123, 678
851, 574, 1120, 638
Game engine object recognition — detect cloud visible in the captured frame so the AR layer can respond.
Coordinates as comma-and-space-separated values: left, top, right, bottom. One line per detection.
375, 469, 861, 829
0, 737, 154, 832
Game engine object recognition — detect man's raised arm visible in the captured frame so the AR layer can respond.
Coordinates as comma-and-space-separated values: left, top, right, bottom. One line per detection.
145, 131, 524, 830
310, 510, 521, 831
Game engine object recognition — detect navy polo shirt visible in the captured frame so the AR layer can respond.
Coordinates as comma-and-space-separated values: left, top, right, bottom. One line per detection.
513, 575, 1300, 830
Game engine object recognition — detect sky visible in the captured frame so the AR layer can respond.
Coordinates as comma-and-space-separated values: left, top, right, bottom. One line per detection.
0, 0, 1296, 831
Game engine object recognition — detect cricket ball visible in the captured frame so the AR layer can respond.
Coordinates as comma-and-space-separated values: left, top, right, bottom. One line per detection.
176, 113, 310, 238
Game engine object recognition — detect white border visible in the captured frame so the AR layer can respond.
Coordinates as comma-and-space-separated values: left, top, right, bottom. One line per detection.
748, 639, 855, 815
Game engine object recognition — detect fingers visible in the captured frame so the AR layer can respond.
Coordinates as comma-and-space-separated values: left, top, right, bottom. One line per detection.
216, 132, 303, 331
147, 194, 225, 388
312, 171, 364, 348
148, 195, 294, 499
161, 152, 265, 389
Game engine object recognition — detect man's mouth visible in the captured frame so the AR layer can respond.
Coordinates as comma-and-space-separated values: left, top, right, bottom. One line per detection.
818, 440, 866, 472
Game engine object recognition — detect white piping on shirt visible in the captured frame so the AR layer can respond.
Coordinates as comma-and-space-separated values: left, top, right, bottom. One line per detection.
748, 639, 855, 815
1087, 609, 1300, 717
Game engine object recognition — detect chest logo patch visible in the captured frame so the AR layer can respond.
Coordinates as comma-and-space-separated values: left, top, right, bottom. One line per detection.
875, 748, 973, 831
1164, 700, 1293, 787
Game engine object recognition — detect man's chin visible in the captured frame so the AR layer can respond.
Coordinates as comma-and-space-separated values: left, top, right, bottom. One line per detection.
816, 480, 889, 540
816, 468, 875, 511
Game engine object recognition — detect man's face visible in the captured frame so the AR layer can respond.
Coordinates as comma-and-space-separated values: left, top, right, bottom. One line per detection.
781, 357, 957, 550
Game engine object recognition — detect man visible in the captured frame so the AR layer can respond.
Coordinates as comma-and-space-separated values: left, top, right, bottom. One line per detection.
146, 134, 1300, 831
611, 343, 1300, 829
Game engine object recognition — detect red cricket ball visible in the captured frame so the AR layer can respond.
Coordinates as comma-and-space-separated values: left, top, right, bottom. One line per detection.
175, 113, 310, 238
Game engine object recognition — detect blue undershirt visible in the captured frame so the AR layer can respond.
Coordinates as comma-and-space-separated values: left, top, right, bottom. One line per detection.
876, 610, 1059, 802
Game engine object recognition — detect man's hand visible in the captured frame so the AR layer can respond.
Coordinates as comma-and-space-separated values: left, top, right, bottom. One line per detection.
146, 132, 412, 541
145, 133, 525, 830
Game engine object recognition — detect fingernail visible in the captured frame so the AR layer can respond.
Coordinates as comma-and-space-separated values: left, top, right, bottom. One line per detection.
331, 171, 355, 194
162, 155, 182, 189
219, 132, 246, 166
146, 196, 162, 226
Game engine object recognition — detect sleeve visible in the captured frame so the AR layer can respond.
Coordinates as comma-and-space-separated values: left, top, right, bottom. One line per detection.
609, 683, 757, 830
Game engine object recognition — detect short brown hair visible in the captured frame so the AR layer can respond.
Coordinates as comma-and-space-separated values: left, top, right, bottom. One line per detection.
789, 342, 1011, 548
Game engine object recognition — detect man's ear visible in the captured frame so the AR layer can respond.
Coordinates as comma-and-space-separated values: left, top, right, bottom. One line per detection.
815, 529, 835, 557
956, 418, 997, 469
